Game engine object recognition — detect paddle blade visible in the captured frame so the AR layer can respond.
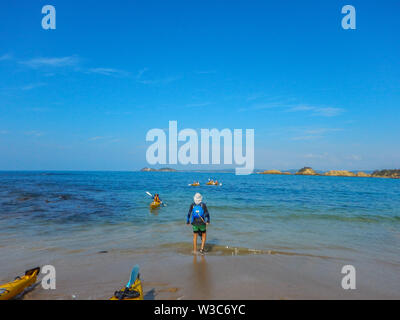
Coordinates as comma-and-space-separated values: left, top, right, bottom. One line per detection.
126, 265, 140, 288
146, 191, 153, 198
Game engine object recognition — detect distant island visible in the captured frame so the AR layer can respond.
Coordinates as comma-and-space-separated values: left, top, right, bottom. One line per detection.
259, 169, 291, 175
139, 167, 400, 178
371, 169, 400, 178
258, 167, 400, 179
140, 167, 177, 172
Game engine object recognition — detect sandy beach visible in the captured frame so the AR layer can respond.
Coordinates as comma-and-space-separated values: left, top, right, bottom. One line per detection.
1, 246, 398, 300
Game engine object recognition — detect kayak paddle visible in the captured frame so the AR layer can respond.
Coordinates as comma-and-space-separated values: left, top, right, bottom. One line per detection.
126, 265, 140, 288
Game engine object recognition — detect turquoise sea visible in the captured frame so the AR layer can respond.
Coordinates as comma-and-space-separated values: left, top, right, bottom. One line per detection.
0, 171, 399, 298
1, 171, 399, 258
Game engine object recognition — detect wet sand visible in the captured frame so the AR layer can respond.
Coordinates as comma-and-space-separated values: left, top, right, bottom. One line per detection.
2, 248, 398, 300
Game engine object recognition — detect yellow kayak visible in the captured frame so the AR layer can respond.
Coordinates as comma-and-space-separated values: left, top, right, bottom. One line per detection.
0, 267, 40, 300
150, 201, 161, 209
189, 183, 200, 186
110, 278, 143, 300
110, 265, 144, 300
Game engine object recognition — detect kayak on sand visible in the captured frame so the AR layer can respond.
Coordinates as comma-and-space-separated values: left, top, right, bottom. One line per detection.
110, 265, 144, 300
0, 267, 40, 300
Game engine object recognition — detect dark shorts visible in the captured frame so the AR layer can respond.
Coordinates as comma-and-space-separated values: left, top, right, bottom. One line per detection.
192, 224, 206, 235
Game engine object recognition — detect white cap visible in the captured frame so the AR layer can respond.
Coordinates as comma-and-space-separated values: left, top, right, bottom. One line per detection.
194, 193, 202, 205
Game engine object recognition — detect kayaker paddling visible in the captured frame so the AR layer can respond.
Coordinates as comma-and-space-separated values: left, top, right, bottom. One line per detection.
186, 193, 210, 254
153, 193, 161, 203
146, 191, 166, 208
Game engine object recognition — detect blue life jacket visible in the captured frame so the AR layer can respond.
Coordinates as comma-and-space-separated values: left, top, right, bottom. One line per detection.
191, 203, 205, 223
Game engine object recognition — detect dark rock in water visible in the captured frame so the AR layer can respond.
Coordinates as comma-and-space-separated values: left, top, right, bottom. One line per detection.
17, 197, 30, 202
158, 167, 177, 172
98, 250, 108, 254
295, 167, 318, 175
140, 167, 177, 172
371, 169, 400, 179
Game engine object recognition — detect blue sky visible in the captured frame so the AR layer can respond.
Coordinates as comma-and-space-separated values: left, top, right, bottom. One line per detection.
0, 0, 399, 171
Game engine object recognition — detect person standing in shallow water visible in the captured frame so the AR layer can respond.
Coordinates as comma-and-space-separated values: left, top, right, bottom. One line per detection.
187, 193, 210, 254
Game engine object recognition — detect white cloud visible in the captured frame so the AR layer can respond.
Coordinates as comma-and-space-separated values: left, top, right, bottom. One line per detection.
291, 135, 321, 141
24, 130, 44, 137
238, 102, 286, 112
136, 68, 181, 85
136, 68, 148, 79
238, 98, 339, 115
185, 102, 211, 108
20, 56, 80, 68
137, 76, 181, 85
105, 111, 133, 115
88, 136, 104, 141
303, 153, 329, 159
304, 128, 343, 135
21, 83, 46, 91
195, 70, 216, 74
346, 154, 362, 161
288, 105, 314, 112
291, 127, 343, 141
287, 105, 344, 117
27, 107, 51, 112
18, 55, 132, 80
0, 53, 13, 61
313, 107, 344, 117
87, 68, 130, 77
88, 136, 120, 143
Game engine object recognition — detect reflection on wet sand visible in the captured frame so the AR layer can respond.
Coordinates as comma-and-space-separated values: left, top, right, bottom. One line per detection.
188, 254, 212, 299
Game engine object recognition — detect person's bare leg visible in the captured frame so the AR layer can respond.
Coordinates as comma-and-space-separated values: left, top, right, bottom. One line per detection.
193, 233, 198, 253
201, 232, 206, 251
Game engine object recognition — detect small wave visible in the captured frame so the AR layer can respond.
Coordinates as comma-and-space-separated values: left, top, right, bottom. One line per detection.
158, 242, 338, 260
272, 212, 400, 224
40, 172, 82, 176
58, 194, 72, 200
13, 192, 43, 202
208, 204, 274, 211
207, 206, 399, 224
205, 206, 400, 224
17, 196, 32, 202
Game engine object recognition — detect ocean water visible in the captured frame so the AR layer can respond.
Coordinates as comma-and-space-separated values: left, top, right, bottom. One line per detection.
1, 171, 399, 279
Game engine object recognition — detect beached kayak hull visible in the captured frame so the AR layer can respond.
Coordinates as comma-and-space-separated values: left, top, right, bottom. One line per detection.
0, 267, 40, 300
150, 201, 161, 209
110, 278, 144, 300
